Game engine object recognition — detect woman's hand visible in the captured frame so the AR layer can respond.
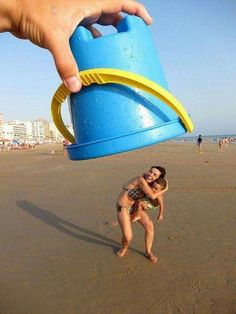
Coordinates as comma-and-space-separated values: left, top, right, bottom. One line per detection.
163, 180, 168, 192
2, 0, 152, 92
157, 213, 163, 223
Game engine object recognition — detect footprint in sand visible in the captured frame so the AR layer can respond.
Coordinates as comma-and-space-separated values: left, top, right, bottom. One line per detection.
167, 235, 180, 240
177, 277, 202, 294
120, 265, 141, 277
97, 220, 118, 234
225, 279, 235, 288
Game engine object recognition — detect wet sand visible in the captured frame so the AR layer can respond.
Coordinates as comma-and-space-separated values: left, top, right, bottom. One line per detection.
0, 142, 236, 313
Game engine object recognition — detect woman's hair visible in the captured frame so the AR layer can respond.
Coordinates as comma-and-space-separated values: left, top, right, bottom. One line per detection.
151, 166, 166, 178
155, 178, 167, 190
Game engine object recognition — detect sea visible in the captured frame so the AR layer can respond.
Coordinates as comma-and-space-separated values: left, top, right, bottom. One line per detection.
173, 134, 236, 143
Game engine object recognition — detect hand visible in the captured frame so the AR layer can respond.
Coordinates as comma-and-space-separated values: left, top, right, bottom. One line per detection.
157, 214, 163, 223
5, 0, 152, 92
164, 180, 168, 192
142, 202, 149, 211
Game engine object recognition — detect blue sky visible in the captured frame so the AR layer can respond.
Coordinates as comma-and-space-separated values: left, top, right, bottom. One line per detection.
0, 0, 235, 135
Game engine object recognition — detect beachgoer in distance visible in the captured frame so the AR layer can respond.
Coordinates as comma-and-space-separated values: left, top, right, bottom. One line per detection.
116, 166, 168, 262
218, 138, 223, 151
62, 140, 67, 156
197, 135, 203, 152
0, 0, 152, 92
130, 177, 166, 223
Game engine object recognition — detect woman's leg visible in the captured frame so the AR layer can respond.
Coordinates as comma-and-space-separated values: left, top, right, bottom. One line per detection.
138, 211, 157, 263
130, 201, 142, 222
117, 208, 133, 257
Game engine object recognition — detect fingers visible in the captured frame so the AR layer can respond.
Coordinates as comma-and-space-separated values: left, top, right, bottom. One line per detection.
11, 31, 27, 40
110, 13, 123, 27
45, 0, 152, 93
101, 0, 153, 25
47, 34, 82, 92
97, 13, 123, 26
87, 25, 102, 38
121, 0, 153, 24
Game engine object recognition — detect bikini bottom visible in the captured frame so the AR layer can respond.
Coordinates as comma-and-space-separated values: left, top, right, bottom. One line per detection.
116, 204, 134, 214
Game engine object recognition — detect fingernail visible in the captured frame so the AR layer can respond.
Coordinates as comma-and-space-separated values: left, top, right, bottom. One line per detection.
64, 75, 82, 92
146, 11, 153, 23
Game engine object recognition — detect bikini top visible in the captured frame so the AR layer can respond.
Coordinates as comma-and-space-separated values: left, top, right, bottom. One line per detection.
123, 186, 144, 200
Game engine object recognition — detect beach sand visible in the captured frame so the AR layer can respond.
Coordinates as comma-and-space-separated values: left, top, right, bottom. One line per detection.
0, 142, 236, 314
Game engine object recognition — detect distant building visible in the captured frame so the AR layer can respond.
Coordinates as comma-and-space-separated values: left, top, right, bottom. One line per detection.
24, 120, 33, 141
1, 123, 14, 141
44, 121, 50, 140
8, 120, 27, 141
32, 120, 45, 142
0, 114, 73, 143
49, 122, 64, 141
33, 119, 53, 141
0, 112, 3, 125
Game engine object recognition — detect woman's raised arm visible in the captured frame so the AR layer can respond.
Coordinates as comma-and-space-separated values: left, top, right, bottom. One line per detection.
138, 178, 168, 200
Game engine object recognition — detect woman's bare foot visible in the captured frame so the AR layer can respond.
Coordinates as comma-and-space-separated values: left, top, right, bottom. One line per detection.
145, 252, 158, 263
116, 247, 128, 258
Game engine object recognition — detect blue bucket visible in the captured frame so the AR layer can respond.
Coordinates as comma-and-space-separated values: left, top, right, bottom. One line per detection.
60, 16, 190, 160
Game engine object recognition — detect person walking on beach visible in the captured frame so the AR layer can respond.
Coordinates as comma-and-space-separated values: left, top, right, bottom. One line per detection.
218, 138, 223, 151
116, 166, 168, 263
62, 140, 68, 156
197, 135, 203, 152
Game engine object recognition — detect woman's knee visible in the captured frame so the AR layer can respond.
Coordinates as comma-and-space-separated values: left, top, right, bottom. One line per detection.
124, 233, 133, 244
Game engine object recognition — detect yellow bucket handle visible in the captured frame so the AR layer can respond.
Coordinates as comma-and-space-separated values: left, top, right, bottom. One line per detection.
51, 68, 193, 143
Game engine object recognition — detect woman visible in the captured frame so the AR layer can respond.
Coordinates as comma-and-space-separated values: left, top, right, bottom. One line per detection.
116, 166, 167, 262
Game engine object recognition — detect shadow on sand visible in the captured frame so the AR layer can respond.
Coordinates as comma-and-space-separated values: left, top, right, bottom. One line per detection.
17, 200, 143, 256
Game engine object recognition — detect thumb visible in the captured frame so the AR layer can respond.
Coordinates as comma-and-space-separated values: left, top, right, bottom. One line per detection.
48, 36, 82, 92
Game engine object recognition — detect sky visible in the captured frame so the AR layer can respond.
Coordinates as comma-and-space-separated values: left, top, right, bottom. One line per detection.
0, 0, 235, 136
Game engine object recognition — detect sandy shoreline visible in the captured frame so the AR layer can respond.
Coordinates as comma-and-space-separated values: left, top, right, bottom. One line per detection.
0, 142, 236, 313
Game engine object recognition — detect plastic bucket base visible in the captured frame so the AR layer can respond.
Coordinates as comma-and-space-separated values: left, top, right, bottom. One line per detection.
66, 119, 185, 160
